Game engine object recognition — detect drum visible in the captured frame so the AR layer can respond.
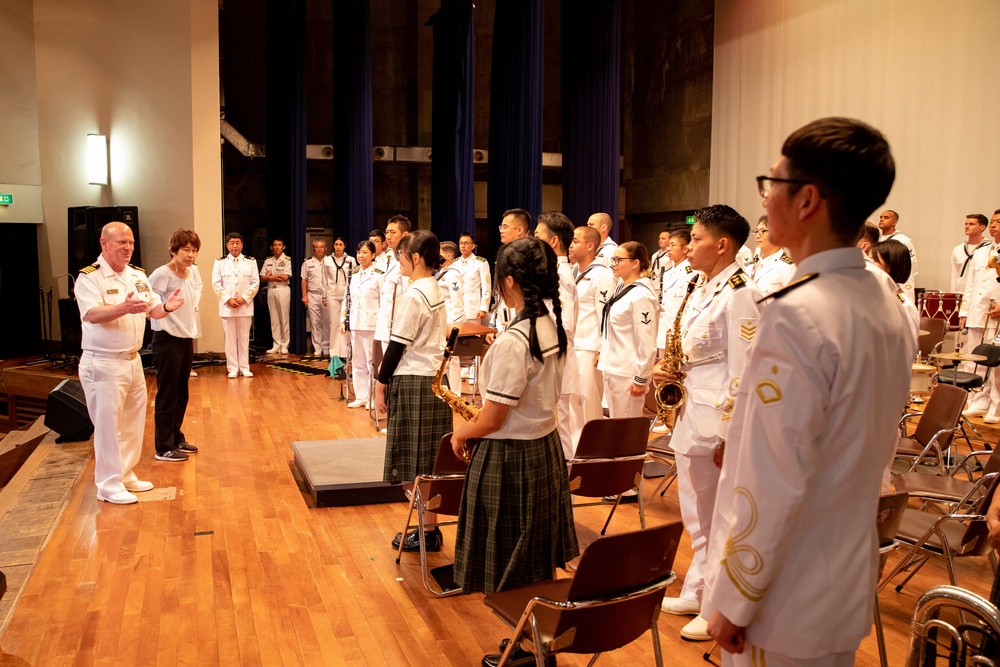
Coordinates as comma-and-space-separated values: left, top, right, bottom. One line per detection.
910, 363, 936, 393
919, 291, 962, 331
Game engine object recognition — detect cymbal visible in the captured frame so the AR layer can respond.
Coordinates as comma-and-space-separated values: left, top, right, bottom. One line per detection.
930, 352, 987, 362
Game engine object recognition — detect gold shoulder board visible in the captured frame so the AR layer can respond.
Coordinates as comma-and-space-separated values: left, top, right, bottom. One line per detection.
728, 272, 747, 290
128, 263, 146, 273
780, 252, 793, 265
244, 255, 255, 261
756, 272, 820, 305
80, 263, 99, 274
373, 268, 384, 275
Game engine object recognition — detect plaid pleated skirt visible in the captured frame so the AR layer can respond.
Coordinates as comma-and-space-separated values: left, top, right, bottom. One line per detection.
453, 429, 580, 595
382, 374, 452, 484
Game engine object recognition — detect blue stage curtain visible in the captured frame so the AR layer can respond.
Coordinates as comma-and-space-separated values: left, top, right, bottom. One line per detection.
332, 0, 374, 250
265, 0, 307, 353
429, 0, 475, 243
486, 0, 543, 256
561, 0, 621, 236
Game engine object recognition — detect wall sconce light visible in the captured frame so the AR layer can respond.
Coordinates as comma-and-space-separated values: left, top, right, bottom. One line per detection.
87, 134, 109, 185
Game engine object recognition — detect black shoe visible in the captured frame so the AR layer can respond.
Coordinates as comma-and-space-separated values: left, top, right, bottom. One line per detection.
482, 640, 555, 667
177, 441, 199, 454
391, 528, 443, 552
155, 449, 188, 462
602, 492, 639, 504
334, 369, 347, 380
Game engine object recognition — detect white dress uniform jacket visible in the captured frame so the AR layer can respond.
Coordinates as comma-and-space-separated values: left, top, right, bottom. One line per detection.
594, 238, 618, 267
879, 231, 918, 299
960, 242, 1000, 329
456, 254, 492, 318
952, 240, 991, 295
436, 266, 466, 325
323, 254, 356, 301
650, 249, 673, 301
574, 262, 616, 353
375, 260, 408, 344
750, 250, 796, 295
702, 247, 916, 659
344, 266, 382, 332
656, 259, 697, 350
596, 277, 658, 386
212, 253, 259, 317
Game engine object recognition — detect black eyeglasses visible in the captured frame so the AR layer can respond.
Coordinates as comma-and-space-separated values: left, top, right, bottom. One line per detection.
756, 175, 812, 198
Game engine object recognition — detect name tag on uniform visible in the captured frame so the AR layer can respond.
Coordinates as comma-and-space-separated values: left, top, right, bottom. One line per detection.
106, 288, 119, 294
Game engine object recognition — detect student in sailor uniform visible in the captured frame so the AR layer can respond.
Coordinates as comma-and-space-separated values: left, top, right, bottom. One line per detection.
597, 241, 659, 418
451, 237, 579, 608
436, 240, 466, 393
342, 240, 382, 409
375, 231, 453, 551
655, 205, 760, 643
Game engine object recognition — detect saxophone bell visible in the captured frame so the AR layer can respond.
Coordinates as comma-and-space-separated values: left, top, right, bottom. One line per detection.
655, 276, 699, 433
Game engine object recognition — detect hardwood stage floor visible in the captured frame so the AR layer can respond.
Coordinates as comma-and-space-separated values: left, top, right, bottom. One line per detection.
0, 362, 995, 666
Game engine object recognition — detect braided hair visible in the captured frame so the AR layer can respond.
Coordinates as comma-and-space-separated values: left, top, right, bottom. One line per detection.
494, 237, 567, 362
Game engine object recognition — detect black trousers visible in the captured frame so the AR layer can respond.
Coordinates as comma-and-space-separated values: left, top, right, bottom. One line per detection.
151, 330, 194, 454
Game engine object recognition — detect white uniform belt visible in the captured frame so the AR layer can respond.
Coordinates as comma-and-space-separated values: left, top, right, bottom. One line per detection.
685, 351, 726, 368
84, 350, 138, 361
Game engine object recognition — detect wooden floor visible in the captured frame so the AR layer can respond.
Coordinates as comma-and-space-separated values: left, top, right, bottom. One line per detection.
0, 361, 996, 666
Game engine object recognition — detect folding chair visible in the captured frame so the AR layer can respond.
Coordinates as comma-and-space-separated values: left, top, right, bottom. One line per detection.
878, 473, 999, 594
394, 433, 469, 596
936, 342, 1000, 448
873, 491, 909, 667
918, 316, 948, 363
483, 521, 684, 667
567, 417, 651, 535
641, 434, 677, 514
894, 446, 1000, 514
894, 383, 966, 474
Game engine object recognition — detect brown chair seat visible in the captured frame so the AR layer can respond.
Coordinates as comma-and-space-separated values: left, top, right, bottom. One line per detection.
892, 473, 983, 505
894, 509, 978, 556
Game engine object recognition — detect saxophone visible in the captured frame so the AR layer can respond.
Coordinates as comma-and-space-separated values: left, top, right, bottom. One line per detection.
654, 276, 699, 432
432, 327, 480, 462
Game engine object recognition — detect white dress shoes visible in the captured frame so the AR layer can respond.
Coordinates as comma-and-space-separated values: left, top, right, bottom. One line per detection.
347, 399, 366, 408
661, 596, 700, 616
228, 371, 238, 379
650, 424, 670, 434
985, 414, 1000, 424
97, 490, 138, 505
266, 347, 280, 353
680, 615, 712, 641
963, 408, 987, 417
125, 480, 154, 493
241, 370, 254, 377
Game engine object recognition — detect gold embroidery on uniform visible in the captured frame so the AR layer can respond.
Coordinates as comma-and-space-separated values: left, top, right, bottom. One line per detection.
740, 320, 757, 342
755, 380, 782, 404
722, 487, 766, 601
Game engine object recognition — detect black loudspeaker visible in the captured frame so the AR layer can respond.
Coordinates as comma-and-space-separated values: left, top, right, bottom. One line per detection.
44, 379, 94, 443
0, 223, 42, 357
68, 206, 141, 277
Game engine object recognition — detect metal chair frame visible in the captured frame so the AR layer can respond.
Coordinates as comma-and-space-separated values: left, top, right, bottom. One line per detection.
904, 585, 1000, 667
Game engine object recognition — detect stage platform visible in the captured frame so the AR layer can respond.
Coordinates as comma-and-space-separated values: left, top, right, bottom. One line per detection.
291, 437, 406, 507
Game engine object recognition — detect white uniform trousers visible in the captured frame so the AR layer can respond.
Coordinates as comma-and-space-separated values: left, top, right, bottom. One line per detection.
267, 285, 290, 351
557, 392, 586, 459
306, 293, 330, 355
445, 357, 461, 399
724, 646, 855, 667
576, 350, 604, 424
328, 296, 348, 358
223, 316, 252, 374
603, 372, 646, 418
79, 352, 146, 497
351, 330, 375, 402
675, 451, 721, 603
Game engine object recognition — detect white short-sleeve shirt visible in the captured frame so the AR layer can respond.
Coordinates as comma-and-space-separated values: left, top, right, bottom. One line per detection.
389, 276, 446, 377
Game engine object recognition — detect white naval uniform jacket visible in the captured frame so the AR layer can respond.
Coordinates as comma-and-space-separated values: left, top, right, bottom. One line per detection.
649, 249, 673, 300
672, 263, 760, 452
702, 247, 915, 659
212, 254, 259, 318
596, 277, 658, 386
260, 253, 293, 290
77, 255, 162, 353
436, 266, 466, 325
323, 254, 356, 301
344, 266, 382, 331
960, 242, 1000, 329
573, 262, 615, 353
656, 259, 697, 350
951, 240, 990, 295
750, 250, 796, 295
375, 260, 407, 344
456, 254, 492, 318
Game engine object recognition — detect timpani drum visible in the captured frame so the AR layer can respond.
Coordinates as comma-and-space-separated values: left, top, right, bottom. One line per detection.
910, 363, 937, 393
919, 291, 963, 331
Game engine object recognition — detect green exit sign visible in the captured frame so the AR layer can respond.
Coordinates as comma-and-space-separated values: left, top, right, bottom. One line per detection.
0, 194, 12, 206
685, 215, 695, 225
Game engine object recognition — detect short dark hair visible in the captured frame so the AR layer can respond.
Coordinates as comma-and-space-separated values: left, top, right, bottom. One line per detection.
968, 214, 988, 227
168, 229, 201, 255
396, 229, 442, 272
576, 225, 601, 248
618, 241, 650, 272
387, 214, 411, 233
368, 228, 386, 242
502, 208, 532, 230
535, 211, 574, 254
694, 204, 751, 248
859, 222, 880, 246
357, 240, 376, 254
781, 117, 895, 242
225, 232, 243, 242
459, 232, 475, 243
869, 239, 911, 285
669, 229, 691, 245
271, 237, 284, 245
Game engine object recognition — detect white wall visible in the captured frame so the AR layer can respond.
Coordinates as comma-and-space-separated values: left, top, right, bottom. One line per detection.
32, 0, 223, 350
710, 0, 1000, 292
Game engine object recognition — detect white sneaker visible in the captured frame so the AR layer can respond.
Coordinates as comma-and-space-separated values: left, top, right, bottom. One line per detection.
680, 615, 711, 641
241, 370, 254, 378
228, 371, 238, 379
280, 347, 289, 354
125, 480, 154, 493
963, 408, 987, 417
661, 596, 700, 616
651, 424, 670, 434
97, 490, 138, 505
189, 370, 198, 377
985, 415, 1000, 424
267, 347, 280, 354
380, 428, 387, 435
347, 399, 366, 408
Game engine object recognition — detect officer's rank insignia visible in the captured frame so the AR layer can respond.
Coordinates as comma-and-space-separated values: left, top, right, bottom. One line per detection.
755, 362, 789, 406
739, 319, 758, 342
